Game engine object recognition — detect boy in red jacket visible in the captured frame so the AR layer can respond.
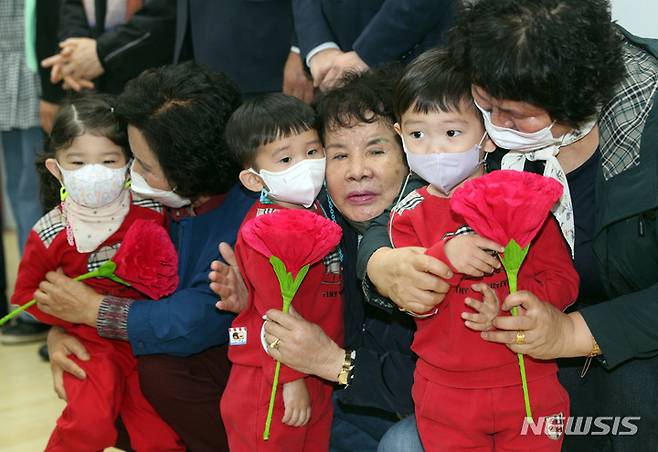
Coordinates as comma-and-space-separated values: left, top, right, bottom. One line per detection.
220, 94, 343, 451
388, 49, 579, 450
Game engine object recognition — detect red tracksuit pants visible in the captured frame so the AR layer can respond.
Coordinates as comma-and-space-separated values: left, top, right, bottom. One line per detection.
45, 336, 184, 452
221, 365, 333, 452
413, 372, 570, 451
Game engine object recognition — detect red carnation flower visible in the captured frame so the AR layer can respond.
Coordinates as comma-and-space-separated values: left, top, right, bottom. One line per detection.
113, 219, 179, 299
241, 209, 342, 275
450, 170, 563, 248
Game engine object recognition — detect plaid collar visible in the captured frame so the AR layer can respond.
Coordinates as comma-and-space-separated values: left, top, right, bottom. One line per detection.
599, 37, 658, 180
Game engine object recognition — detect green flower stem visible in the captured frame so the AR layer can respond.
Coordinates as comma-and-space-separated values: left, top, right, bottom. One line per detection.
263, 258, 310, 441
500, 240, 534, 423
0, 260, 130, 326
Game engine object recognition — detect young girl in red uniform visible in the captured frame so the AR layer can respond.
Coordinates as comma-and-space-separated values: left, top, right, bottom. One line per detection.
388, 49, 579, 450
220, 94, 343, 451
11, 95, 183, 452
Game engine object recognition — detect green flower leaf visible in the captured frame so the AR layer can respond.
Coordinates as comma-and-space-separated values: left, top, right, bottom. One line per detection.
95, 260, 118, 278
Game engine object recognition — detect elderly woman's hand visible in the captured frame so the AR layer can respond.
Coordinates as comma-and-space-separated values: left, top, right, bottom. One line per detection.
263, 308, 344, 382
34, 270, 103, 327
47, 327, 90, 401
367, 247, 452, 314
209, 243, 248, 314
481, 290, 593, 359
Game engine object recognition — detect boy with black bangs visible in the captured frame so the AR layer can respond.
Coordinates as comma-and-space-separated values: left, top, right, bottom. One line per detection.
388, 48, 579, 450
220, 93, 342, 451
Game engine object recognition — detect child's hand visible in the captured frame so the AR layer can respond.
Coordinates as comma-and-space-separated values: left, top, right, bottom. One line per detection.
462, 283, 500, 331
282, 379, 311, 427
444, 234, 503, 277
210, 243, 248, 314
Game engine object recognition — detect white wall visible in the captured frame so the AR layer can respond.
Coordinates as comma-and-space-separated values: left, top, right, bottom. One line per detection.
611, 0, 658, 39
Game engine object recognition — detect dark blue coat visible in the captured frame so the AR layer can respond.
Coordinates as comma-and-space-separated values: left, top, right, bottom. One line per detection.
293, 0, 456, 66
128, 184, 256, 356
174, 0, 294, 95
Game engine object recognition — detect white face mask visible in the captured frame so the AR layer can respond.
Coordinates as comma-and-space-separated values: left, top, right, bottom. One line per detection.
58, 162, 128, 208
129, 160, 191, 208
475, 101, 559, 152
250, 158, 326, 208
401, 133, 486, 195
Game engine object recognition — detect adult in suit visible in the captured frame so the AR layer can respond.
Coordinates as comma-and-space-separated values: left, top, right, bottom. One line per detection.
174, 0, 313, 101
293, 0, 456, 91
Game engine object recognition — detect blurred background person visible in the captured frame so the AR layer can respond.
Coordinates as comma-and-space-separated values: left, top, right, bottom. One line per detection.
0, 0, 49, 345
174, 0, 314, 102
42, 0, 176, 95
293, 0, 457, 91
35, 0, 67, 135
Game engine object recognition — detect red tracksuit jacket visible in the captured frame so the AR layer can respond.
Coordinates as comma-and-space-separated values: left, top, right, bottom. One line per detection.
389, 186, 579, 389
11, 196, 165, 333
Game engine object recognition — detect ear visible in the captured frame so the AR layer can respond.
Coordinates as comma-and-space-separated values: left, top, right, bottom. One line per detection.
239, 169, 265, 193
45, 158, 63, 184
482, 135, 497, 154
393, 122, 402, 137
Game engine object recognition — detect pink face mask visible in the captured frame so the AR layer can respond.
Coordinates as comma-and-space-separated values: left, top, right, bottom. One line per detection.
401, 133, 487, 195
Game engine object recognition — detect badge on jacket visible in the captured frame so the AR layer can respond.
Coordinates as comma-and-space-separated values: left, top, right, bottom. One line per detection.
229, 327, 247, 346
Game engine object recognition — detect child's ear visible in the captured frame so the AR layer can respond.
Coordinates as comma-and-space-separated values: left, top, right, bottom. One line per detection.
482, 135, 497, 154
239, 169, 265, 193
45, 158, 63, 183
393, 122, 402, 137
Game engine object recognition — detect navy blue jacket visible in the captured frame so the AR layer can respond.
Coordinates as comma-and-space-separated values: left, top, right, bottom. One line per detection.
128, 184, 256, 356
326, 199, 415, 415
293, 0, 455, 67
174, 0, 294, 95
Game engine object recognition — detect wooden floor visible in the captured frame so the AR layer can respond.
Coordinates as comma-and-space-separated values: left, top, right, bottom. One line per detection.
0, 342, 66, 451
0, 230, 120, 451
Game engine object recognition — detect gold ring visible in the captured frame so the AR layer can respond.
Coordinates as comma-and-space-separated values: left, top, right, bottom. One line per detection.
515, 331, 526, 345
268, 337, 281, 350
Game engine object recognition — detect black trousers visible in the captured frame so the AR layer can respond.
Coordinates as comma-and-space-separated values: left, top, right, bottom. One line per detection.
137, 345, 231, 452
559, 356, 658, 452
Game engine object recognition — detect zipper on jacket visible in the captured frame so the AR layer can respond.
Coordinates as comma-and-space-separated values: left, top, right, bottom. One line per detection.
638, 217, 645, 237
104, 32, 151, 63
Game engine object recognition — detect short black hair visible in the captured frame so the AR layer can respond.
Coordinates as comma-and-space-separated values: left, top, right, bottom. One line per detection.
116, 62, 242, 198
224, 93, 317, 168
38, 93, 129, 212
449, 0, 625, 127
395, 47, 473, 120
315, 67, 402, 140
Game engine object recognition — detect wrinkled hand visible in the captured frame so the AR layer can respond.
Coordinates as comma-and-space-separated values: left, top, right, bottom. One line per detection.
462, 283, 500, 332
263, 308, 344, 382
47, 326, 89, 401
283, 51, 314, 104
308, 48, 342, 89
34, 269, 103, 327
39, 100, 59, 134
445, 234, 504, 277
481, 290, 587, 359
319, 51, 369, 92
210, 243, 248, 314
367, 247, 451, 314
282, 379, 312, 427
